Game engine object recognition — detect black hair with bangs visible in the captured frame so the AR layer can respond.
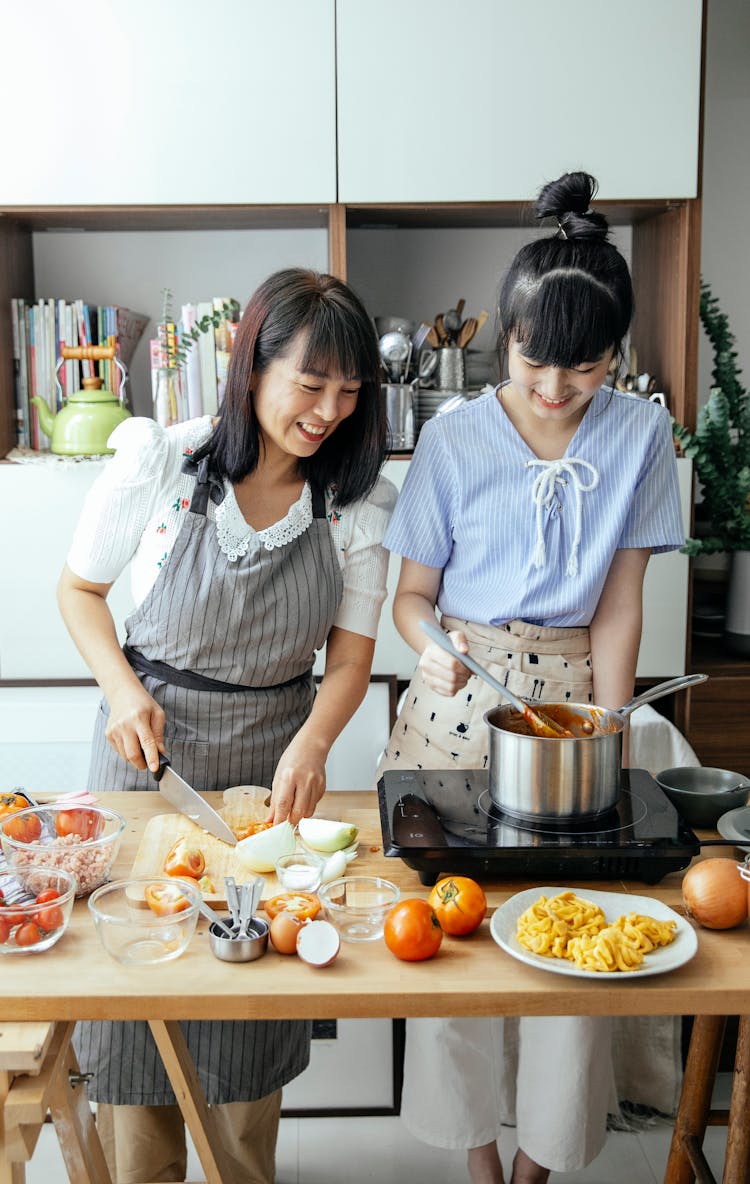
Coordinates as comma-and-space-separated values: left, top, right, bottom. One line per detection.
498, 172, 633, 370
191, 268, 386, 507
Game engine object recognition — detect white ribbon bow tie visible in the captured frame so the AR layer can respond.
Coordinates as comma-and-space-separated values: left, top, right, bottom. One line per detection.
525, 457, 600, 577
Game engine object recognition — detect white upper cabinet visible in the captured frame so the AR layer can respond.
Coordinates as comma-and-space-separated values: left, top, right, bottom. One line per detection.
336, 0, 703, 202
0, 0, 336, 205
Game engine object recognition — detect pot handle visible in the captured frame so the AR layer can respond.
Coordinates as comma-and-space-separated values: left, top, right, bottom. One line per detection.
617, 673, 708, 718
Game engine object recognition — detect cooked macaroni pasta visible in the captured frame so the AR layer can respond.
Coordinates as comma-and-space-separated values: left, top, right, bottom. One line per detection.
516, 892, 677, 973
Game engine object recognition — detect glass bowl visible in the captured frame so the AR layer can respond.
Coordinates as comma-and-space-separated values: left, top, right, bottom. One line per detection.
0, 804, 126, 897
275, 851, 324, 892
88, 877, 201, 965
317, 876, 400, 943
0, 865, 76, 954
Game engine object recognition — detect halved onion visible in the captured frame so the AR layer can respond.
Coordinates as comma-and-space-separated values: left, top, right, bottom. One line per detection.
236, 820, 295, 873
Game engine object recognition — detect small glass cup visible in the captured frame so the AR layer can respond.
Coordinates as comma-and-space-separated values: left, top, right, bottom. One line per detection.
274, 851, 324, 892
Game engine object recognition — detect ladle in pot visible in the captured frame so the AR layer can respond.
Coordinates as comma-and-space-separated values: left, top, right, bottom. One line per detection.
419, 619, 573, 738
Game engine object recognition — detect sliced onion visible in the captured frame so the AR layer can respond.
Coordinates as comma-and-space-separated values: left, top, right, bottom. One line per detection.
236, 820, 295, 872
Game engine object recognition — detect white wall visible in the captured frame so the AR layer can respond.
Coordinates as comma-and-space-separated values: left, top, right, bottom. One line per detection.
698, 0, 750, 409
32, 229, 329, 417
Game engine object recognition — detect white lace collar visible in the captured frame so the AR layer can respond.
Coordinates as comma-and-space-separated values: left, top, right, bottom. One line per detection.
214, 481, 314, 561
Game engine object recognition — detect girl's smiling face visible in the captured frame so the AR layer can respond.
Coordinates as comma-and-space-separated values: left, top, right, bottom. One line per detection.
252, 330, 361, 464
506, 338, 613, 427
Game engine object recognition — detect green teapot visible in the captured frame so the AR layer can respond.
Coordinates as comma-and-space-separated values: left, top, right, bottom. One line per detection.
30, 345, 132, 456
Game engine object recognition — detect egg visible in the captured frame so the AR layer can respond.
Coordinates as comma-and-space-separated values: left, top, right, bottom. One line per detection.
269, 911, 304, 955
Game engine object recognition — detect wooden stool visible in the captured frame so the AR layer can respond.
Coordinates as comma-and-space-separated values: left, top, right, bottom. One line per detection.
665, 1015, 750, 1184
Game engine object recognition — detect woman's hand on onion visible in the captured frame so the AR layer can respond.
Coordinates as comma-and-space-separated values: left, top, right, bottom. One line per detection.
418, 630, 472, 697
269, 737, 327, 824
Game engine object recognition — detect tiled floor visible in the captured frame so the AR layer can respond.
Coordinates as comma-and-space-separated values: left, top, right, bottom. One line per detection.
25, 1077, 732, 1183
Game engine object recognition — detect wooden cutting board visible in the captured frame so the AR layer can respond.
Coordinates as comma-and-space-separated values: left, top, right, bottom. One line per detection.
129, 813, 284, 904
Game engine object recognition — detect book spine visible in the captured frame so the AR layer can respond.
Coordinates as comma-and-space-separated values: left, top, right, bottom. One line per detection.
180, 303, 203, 420
196, 300, 217, 416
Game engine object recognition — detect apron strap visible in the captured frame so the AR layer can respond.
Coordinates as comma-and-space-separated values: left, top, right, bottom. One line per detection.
181, 454, 226, 516
123, 644, 313, 694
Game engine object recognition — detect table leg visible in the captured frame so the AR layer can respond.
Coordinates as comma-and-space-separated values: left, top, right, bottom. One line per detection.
47, 1037, 112, 1184
722, 1016, 750, 1184
0, 1071, 25, 1184
664, 1015, 726, 1184
148, 1021, 237, 1184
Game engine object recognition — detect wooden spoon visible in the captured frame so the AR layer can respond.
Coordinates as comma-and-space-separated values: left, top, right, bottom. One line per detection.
420, 619, 574, 738
457, 317, 477, 349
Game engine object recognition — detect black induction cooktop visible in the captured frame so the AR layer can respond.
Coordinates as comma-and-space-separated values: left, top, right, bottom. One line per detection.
377, 768, 700, 886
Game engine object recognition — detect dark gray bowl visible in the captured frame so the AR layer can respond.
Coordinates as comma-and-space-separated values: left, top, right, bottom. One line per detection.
655, 766, 750, 829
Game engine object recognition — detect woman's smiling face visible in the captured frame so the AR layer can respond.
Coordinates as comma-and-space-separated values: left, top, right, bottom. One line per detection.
506, 337, 613, 427
252, 330, 361, 463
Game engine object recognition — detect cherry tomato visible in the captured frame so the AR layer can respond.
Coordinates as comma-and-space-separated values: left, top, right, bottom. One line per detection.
428, 876, 487, 936
0, 792, 32, 819
55, 808, 104, 841
232, 821, 273, 842
144, 882, 192, 916
264, 893, 321, 921
15, 921, 42, 947
37, 905, 64, 932
163, 837, 206, 879
35, 889, 60, 904
384, 899, 443, 962
3, 811, 42, 843
0, 916, 12, 943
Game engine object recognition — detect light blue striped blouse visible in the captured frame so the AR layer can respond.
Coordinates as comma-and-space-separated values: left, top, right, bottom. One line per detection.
384, 386, 685, 627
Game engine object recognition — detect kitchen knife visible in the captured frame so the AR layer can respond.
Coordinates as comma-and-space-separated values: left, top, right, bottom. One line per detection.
152, 754, 238, 846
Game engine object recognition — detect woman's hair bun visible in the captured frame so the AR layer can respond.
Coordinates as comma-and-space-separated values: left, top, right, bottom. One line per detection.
534, 171, 609, 242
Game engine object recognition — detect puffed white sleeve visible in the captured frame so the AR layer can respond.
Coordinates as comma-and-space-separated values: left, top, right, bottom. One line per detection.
331, 476, 398, 638
66, 418, 171, 583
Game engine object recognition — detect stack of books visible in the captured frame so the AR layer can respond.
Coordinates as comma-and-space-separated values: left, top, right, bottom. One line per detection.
10, 298, 149, 450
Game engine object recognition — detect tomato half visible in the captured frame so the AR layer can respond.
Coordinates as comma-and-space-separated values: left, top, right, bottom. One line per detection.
264, 892, 321, 921
428, 876, 487, 936
2, 811, 42, 843
232, 821, 273, 842
384, 899, 443, 962
144, 882, 192, 916
163, 838, 206, 879
0, 792, 32, 819
55, 808, 104, 841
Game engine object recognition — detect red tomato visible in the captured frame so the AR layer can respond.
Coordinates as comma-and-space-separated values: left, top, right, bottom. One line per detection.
384, 899, 443, 962
55, 808, 104, 841
0, 916, 12, 943
15, 921, 42, 947
264, 893, 321, 921
144, 882, 192, 916
163, 838, 206, 879
35, 889, 60, 904
3, 811, 42, 843
428, 876, 487, 936
233, 821, 273, 842
37, 905, 64, 932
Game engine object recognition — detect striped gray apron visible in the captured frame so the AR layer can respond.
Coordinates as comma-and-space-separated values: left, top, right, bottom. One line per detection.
76, 455, 342, 1105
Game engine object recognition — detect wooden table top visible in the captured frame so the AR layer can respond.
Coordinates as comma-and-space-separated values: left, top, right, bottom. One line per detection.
2, 791, 748, 1023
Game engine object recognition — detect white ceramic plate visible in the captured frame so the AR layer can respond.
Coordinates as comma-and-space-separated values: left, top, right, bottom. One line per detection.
717, 807, 750, 854
490, 886, 697, 979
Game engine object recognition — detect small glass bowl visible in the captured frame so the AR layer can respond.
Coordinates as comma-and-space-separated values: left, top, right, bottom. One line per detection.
317, 876, 400, 943
0, 804, 126, 897
0, 865, 76, 954
88, 877, 201, 965
274, 851, 325, 892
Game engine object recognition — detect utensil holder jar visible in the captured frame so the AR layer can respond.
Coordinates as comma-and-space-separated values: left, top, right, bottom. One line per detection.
382, 383, 415, 450
436, 347, 466, 391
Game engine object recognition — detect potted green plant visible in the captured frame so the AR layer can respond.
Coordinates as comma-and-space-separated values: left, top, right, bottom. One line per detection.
672, 279, 750, 654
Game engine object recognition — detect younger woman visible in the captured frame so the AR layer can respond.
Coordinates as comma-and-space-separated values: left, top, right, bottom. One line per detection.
378, 172, 684, 1184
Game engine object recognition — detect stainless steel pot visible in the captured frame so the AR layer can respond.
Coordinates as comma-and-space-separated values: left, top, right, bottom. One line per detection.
484, 674, 707, 821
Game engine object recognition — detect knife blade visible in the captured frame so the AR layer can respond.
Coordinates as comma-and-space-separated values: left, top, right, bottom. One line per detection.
152, 754, 238, 846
